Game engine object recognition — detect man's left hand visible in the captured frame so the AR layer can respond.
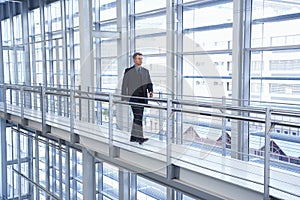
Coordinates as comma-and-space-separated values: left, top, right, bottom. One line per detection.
149, 92, 153, 98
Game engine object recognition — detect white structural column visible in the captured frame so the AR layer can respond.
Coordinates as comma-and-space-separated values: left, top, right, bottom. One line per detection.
166, 0, 175, 97
79, 0, 94, 121
231, 0, 247, 159
116, 0, 130, 131
82, 148, 96, 200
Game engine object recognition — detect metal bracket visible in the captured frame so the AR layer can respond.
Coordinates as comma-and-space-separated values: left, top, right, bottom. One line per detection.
167, 164, 180, 180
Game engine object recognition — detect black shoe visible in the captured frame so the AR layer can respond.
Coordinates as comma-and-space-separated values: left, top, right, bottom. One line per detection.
139, 138, 149, 145
130, 136, 138, 142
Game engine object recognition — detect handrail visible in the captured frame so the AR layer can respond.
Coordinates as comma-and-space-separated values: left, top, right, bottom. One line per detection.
1, 83, 300, 129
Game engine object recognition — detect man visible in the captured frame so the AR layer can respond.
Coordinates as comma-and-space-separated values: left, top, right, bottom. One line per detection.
121, 52, 153, 144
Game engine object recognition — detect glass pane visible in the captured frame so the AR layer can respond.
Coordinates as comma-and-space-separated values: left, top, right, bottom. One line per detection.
135, 0, 166, 14
252, 0, 300, 20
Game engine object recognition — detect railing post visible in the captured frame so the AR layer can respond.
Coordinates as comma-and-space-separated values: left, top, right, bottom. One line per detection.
70, 85, 79, 143
159, 92, 163, 141
40, 84, 47, 134
3, 84, 9, 120
20, 84, 24, 122
78, 85, 82, 121
222, 96, 227, 156
58, 84, 62, 116
166, 97, 172, 178
88, 86, 90, 123
108, 93, 113, 158
264, 107, 272, 200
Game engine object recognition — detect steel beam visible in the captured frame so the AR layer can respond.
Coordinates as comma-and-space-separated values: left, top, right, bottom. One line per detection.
231, 0, 245, 160
130, 173, 137, 200
82, 148, 95, 200
39, 0, 47, 87
264, 107, 271, 200
35, 131, 40, 199
65, 145, 71, 200
9, 2, 19, 104
166, 0, 175, 144
17, 126, 22, 199
21, 0, 32, 108
176, 0, 183, 144
94, 0, 102, 125
119, 168, 130, 200
96, 162, 103, 200
0, 120, 7, 198
116, 0, 130, 131
47, 5, 55, 114
78, 0, 94, 121
60, 0, 69, 118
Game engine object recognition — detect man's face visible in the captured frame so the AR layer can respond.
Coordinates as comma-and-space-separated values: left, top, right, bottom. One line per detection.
134, 55, 143, 66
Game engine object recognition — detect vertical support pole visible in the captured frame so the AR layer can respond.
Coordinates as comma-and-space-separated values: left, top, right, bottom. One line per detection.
222, 96, 227, 156
65, 145, 71, 200
264, 107, 271, 200
51, 143, 56, 193
47, 5, 55, 115
70, 81, 79, 143
3, 85, 7, 118
0, 14, 8, 199
176, 191, 183, 200
30, 10, 38, 110
176, 0, 183, 145
158, 92, 163, 141
95, 0, 102, 125
35, 132, 40, 200
130, 173, 137, 200
167, 0, 175, 143
88, 86, 90, 123
71, 149, 77, 199
79, 85, 82, 121
61, 0, 69, 90
108, 93, 113, 158
116, 0, 130, 131
83, 148, 95, 200
129, 0, 135, 56
28, 132, 34, 200
166, 97, 172, 176
78, 0, 94, 121
167, 189, 175, 200
166, 0, 175, 96
22, 0, 32, 107
96, 162, 103, 200
40, 84, 47, 134
20, 85, 24, 121
39, 0, 47, 87
0, 119, 7, 199
58, 84, 62, 116
17, 125, 22, 199
119, 169, 130, 200
231, 0, 246, 160
242, 0, 253, 162
45, 139, 50, 200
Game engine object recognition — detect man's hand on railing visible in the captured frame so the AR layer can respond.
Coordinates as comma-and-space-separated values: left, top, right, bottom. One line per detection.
149, 92, 153, 98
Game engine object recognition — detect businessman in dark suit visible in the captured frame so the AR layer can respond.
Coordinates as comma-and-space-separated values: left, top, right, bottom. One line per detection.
121, 52, 153, 144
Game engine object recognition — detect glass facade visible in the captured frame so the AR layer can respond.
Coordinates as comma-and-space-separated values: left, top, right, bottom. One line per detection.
0, 0, 300, 199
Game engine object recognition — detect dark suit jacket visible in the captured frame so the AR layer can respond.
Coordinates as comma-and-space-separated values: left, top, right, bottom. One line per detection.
121, 66, 153, 104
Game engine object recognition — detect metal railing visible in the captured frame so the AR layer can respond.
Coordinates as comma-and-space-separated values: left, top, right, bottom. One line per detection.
0, 83, 300, 199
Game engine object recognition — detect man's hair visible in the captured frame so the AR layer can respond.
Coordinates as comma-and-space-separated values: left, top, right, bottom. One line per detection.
133, 52, 143, 59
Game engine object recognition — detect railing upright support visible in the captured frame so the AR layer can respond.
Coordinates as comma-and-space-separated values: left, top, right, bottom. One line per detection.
222, 96, 227, 156
264, 107, 272, 200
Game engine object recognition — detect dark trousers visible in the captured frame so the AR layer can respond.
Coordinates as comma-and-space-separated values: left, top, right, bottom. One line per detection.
130, 97, 145, 138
